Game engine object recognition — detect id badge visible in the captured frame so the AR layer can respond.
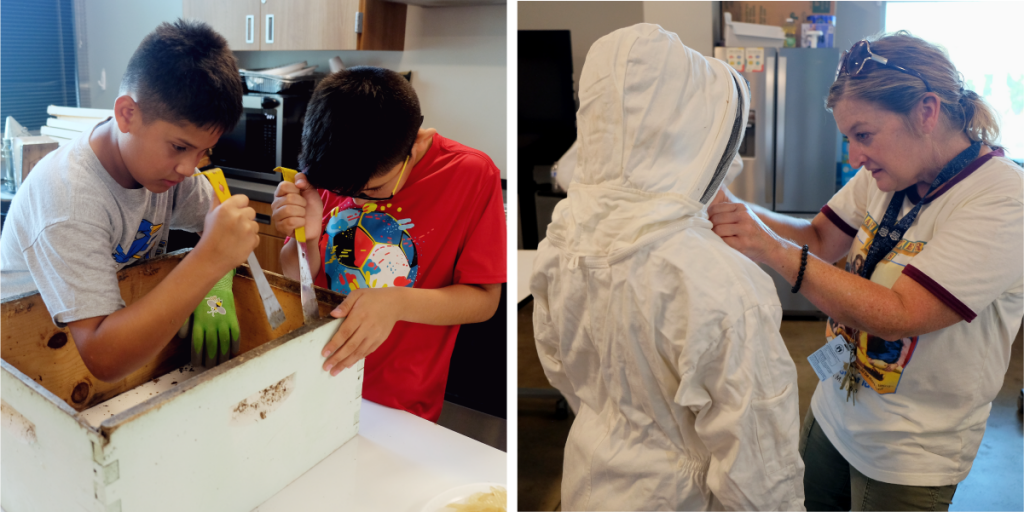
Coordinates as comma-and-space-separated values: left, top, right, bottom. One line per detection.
807, 336, 853, 381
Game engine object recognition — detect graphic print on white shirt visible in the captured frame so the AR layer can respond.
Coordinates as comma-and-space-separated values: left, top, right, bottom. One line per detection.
827, 211, 927, 394
112, 218, 165, 263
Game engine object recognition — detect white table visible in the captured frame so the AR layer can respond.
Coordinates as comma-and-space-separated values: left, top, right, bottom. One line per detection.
517, 250, 538, 305
255, 400, 506, 511
1, 400, 506, 512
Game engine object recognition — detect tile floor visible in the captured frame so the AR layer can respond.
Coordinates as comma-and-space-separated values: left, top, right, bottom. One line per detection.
517, 302, 1024, 511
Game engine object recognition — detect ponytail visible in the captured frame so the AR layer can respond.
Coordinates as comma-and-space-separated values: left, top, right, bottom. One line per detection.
958, 89, 1000, 146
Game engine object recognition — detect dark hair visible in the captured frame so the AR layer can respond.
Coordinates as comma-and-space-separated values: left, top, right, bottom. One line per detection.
827, 32, 999, 146
300, 66, 422, 196
120, 19, 243, 133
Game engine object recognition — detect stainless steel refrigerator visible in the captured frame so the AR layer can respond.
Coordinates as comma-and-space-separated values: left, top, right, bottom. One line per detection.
724, 47, 845, 315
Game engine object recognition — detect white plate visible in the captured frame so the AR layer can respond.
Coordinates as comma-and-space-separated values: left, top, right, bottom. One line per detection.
421, 482, 506, 512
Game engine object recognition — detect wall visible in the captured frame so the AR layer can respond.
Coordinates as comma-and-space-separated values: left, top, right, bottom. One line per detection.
518, 1, 714, 101
82, 0, 183, 109
518, 1, 644, 101
643, 1, 713, 56
80, 3, 507, 177
834, 1, 885, 49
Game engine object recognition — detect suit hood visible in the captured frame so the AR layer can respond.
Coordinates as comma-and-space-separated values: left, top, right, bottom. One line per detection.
546, 23, 750, 258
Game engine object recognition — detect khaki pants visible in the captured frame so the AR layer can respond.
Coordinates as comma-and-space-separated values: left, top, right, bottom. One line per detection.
798, 407, 958, 511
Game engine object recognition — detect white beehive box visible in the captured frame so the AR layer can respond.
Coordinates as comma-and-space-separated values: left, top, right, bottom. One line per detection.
1, 250, 362, 512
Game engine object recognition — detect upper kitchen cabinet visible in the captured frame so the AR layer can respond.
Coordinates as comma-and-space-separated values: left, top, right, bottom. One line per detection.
183, 0, 263, 50
183, 0, 407, 52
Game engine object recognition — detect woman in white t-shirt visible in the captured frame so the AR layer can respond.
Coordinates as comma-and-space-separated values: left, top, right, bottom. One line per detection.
709, 32, 1023, 511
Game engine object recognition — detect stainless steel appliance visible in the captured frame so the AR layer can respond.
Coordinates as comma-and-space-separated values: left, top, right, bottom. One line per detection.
211, 93, 309, 183
723, 47, 844, 315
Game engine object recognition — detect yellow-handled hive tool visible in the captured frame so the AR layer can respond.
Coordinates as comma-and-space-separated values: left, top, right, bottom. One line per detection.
199, 168, 288, 336
275, 167, 321, 324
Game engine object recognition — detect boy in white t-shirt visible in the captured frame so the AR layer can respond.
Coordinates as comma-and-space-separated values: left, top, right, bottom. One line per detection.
0, 20, 258, 381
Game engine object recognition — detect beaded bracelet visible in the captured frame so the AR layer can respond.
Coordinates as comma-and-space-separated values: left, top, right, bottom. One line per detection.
791, 244, 809, 293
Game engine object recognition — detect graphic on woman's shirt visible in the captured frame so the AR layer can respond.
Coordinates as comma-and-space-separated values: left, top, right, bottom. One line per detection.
827, 211, 926, 394
113, 219, 163, 264
323, 202, 419, 294
827, 318, 917, 394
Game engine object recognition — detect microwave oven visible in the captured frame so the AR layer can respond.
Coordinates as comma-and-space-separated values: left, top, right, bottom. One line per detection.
211, 93, 309, 183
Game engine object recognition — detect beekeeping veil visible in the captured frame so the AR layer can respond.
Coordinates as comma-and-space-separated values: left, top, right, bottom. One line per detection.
546, 23, 750, 257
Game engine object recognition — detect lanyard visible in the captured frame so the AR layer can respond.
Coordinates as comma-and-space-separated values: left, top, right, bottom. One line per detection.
859, 141, 981, 279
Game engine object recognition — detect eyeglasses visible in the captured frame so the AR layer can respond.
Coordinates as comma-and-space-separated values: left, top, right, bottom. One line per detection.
836, 40, 932, 92
349, 154, 410, 201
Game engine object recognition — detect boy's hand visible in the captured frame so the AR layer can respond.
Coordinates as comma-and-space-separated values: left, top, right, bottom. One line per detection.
320, 288, 405, 376
197, 194, 259, 271
271, 173, 324, 241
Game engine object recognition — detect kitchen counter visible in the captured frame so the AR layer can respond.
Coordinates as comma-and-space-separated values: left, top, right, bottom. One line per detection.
226, 177, 278, 204
0, 179, 276, 205
1, 400, 507, 512
257, 400, 507, 511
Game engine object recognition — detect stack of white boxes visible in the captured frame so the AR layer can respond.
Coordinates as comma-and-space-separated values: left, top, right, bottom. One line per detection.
39, 105, 113, 146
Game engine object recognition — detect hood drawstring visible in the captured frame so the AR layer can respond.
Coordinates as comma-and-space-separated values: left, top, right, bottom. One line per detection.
567, 255, 581, 270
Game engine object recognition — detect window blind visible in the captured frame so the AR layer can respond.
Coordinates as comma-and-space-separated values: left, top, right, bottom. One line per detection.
0, 0, 78, 133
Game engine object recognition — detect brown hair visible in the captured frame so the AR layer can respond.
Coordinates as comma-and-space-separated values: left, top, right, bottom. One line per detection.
120, 19, 243, 133
300, 67, 422, 196
826, 32, 1000, 147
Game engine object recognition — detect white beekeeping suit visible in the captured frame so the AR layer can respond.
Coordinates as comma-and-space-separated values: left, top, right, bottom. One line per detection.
554, 142, 743, 193
531, 24, 805, 511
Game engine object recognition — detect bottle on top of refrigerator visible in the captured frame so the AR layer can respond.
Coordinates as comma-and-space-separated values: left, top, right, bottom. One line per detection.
783, 14, 798, 48
803, 15, 836, 48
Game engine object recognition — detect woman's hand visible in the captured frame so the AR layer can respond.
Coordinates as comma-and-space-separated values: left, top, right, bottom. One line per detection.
708, 200, 788, 265
708, 186, 738, 208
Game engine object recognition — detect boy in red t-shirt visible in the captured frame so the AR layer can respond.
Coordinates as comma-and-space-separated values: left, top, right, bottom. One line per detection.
270, 67, 505, 421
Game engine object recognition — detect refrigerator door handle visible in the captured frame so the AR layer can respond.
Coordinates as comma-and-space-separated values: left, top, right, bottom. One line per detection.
764, 52, 776, 205
775, 55, 787, 205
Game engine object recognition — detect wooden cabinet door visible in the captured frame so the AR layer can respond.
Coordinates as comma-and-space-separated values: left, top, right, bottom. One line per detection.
250, 200, 285, 275
183, 0, 262, 51
249, 199, 282, 237
255, 233, 285, 275
260, 0, 360, 51
357, 0, 406, 51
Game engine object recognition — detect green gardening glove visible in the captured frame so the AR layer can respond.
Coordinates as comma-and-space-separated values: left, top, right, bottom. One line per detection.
191, 269, 240, 367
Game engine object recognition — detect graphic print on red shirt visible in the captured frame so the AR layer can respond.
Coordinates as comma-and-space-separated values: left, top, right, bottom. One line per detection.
320, 200, 419, 293
312, 133, 506, 422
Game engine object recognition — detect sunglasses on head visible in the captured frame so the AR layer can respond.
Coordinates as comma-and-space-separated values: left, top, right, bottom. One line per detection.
836, 40, 932, 92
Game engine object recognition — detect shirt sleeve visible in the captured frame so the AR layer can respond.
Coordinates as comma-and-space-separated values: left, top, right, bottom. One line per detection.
24, 220, 125, 327
822, 166, 872, 237
169, 174, 214, 232
675, 304, 806, 511
530, 240, 581, 414
453, 157, 506, 285
902, 171, 1024, 322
